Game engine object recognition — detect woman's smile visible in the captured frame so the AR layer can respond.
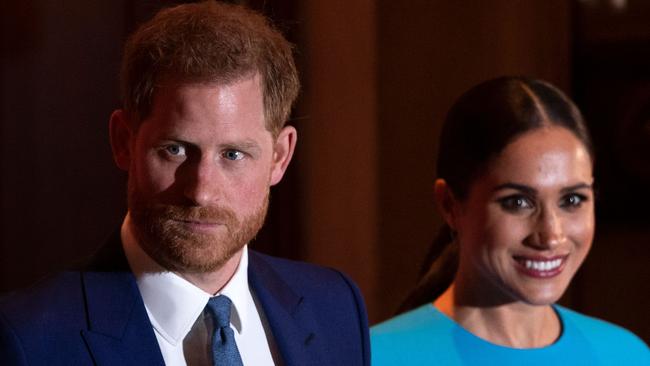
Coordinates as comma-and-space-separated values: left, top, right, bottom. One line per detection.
512, 254, 569, 278
454, 126, 595, 306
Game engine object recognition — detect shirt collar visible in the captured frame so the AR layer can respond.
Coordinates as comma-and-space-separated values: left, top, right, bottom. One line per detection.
121, 214, 250, 346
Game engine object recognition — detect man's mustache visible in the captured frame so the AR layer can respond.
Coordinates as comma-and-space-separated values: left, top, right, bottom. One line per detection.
140, 204, 238, 224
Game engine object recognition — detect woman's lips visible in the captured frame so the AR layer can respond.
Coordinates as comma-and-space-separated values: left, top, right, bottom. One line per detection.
513, 255, 568, 278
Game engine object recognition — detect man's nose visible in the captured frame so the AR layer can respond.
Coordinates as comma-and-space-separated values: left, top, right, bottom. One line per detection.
183, 158, 221, 206
529, 207, 566, 250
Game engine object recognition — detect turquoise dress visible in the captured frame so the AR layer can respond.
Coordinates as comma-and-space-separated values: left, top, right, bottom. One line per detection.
371, 304, 650, 365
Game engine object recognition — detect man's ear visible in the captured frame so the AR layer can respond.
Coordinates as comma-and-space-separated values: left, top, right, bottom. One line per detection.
109, 109, 135, 171
269, 125, 297, 186
434, 179, 460, 230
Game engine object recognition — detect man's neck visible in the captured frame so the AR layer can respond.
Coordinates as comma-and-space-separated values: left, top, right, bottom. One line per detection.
121, 214, 245, 295
176, 248, 244, 295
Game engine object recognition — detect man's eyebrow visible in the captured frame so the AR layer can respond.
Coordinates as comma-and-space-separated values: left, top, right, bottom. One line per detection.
492, 183, 537, 195
158, 136, 194, 147
157, 136, 262, 152
221, 140, 262, 151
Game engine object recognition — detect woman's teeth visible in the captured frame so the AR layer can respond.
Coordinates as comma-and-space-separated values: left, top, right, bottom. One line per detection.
524, 258, 562, 271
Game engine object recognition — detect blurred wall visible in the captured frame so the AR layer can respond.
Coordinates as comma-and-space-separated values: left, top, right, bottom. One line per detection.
571, 0, 650, 343
298, 0, 571, 323
0, 1, 128, 290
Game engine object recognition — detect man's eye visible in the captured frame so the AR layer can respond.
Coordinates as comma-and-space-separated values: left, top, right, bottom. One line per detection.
164, 144, 186, 156
223, 150, 245, 161
498, 195, 534, 212
560, 193, 587, 209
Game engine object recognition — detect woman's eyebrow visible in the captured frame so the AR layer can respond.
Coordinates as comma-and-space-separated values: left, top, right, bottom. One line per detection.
492, 183, 536, 195
492, 182, 594, 195
560, 183, 593, 194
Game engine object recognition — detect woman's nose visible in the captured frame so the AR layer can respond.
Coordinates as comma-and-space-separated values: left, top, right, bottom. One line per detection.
528, 207, 566, 250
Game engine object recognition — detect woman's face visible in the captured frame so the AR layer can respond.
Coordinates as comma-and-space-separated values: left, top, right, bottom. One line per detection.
453, 126, 594, 306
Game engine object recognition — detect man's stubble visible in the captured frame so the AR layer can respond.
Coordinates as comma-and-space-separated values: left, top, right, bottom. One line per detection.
127, 174, 269, 273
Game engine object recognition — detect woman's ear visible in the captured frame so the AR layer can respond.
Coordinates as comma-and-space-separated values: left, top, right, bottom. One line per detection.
434, 179, 459, 230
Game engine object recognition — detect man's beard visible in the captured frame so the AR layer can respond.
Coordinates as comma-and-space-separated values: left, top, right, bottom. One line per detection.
127, 178, 268, 273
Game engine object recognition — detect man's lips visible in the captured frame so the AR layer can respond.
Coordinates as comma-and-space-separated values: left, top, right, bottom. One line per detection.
170, 218, 225, 231
173, 219, 219, 225
513, 254, 569, 278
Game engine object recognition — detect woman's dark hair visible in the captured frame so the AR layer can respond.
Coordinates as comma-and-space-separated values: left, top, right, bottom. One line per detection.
398, 76, 594, 313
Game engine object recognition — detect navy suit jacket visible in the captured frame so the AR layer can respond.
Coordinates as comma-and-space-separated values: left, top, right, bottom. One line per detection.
0, 234, 370, 365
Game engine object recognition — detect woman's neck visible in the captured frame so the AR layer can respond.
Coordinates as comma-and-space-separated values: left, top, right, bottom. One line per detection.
434, 284, 561, 348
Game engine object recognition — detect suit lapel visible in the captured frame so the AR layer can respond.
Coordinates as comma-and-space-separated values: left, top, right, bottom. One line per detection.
248, 251, 321, 366
80, 234, 165, 366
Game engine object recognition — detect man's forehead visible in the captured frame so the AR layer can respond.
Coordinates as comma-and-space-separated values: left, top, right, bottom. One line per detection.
136, 78, 269, 139
156, 70, 262, 93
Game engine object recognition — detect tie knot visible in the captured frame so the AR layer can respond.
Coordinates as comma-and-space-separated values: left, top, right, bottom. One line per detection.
206, 295, 233, 328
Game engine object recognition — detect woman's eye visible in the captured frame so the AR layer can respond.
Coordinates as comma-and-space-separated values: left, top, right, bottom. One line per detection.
164, 144, 186, 156
498, 195, 534, 212
223, 150, 245, 161
560, 193, 587, 209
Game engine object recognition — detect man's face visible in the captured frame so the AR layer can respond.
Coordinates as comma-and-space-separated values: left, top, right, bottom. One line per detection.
111, 75, 295, 273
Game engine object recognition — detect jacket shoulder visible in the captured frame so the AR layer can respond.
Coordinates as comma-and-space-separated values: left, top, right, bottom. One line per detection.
0, 272, 87, 331
0, 272, 92, 365
249, 250, 361, 296
248, 250, 370, 366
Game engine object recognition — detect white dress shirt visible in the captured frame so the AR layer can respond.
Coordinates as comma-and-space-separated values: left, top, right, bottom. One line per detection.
121, 215, 279, 366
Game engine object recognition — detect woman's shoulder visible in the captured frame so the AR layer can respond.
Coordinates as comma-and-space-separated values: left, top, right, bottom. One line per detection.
371, 303, 450, 336
556, 305, 646, 342
370, 304, 460, 364
556, 305, 649, 360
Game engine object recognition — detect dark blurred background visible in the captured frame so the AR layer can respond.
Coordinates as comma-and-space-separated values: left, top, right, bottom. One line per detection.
1, 0, 648, 342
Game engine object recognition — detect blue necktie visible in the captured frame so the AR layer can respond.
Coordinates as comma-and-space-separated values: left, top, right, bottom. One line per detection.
205, 295, 243, 366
